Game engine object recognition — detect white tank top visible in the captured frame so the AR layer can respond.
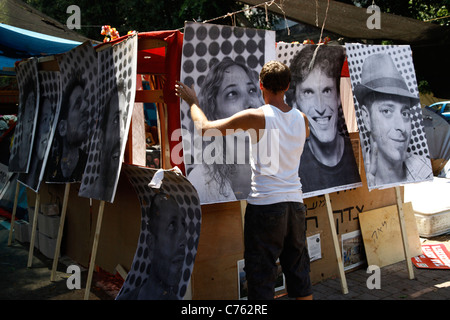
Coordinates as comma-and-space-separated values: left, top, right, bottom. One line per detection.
247, 104, 306, 205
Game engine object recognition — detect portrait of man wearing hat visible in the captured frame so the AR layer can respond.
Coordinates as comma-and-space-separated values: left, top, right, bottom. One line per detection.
354, 52, 432, 188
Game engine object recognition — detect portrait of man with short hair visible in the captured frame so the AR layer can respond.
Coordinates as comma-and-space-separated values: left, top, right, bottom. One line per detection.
278, 43, 362, 197
45, 41, 97, 184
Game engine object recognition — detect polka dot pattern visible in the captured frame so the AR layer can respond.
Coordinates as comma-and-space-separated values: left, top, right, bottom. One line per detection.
9, 58, 40, 173
116, 164, 201, 300
78, 35, 138, 203
57, 42, 98, 154
18, 71, 61, 192
345, 44, 429, 158
46, 41, 98, 183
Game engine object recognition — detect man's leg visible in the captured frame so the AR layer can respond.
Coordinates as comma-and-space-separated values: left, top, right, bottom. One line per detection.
244, 203, 287, 300
279, 202, 313, 300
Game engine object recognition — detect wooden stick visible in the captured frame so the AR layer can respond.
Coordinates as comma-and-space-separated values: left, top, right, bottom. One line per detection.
239, 200, 246, 234
84, 200, 105, 300
395, 186, 415, 280
324, 193, 349, 294
7, 181, 20, 246
50, 183, 71, 281
27, 192, 41, 268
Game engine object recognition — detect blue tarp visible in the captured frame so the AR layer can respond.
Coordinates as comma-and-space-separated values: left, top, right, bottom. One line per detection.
0, 23, 81, 74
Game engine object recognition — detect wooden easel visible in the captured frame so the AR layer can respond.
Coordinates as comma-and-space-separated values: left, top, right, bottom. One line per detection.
84, 200, 105, 300
5, 179, 42, 269
27, 191, 41, 268
50, 183, 71, 281
7, 181, 20, 246
324, 193, 349, 294
394, 186, 414, 279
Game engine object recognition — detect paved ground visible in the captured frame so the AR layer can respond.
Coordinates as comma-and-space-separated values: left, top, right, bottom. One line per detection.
1, 220, 449, 301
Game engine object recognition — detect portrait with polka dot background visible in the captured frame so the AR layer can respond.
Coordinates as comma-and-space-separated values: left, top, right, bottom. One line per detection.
180, 21, 276, 204
116, 164, 201, 300
78, 35, 138, 203
18, 71, 61, 192
276, 43, 362, 198
46, 41, 98, 184
9, 58, 39, 174
345, 43, 432, 191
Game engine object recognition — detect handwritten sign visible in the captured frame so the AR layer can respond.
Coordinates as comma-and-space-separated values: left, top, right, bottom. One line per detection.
359, 202, 422, 268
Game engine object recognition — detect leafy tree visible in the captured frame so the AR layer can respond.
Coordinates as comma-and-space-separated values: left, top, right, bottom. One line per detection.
25, 0, 242, 40
338, 0, 449, 26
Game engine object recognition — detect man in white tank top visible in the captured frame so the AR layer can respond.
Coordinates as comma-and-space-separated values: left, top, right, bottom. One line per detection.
176, 60, 313, 300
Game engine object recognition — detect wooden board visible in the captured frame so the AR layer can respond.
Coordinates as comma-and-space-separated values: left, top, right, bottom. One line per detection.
359, 202, 422, 268
192, 201, 244, 300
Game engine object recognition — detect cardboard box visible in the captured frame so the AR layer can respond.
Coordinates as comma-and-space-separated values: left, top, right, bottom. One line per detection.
38, 232, 58, 259
40, 203, 59, 216
14, 220, 30, 243
37, 213, 60, 239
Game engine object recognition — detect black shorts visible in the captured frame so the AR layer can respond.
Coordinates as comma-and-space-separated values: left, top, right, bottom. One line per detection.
244, 202, 312, 300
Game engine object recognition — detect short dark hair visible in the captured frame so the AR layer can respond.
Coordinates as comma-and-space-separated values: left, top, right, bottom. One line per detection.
259, 60, 291, 93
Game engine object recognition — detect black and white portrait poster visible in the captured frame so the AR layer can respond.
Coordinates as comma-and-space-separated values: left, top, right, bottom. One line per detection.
277, 43, 362, 198
180, 22, 276, 204
345, 44, 433, 191
9, 58, 39, 173
46, 41, 98, 183
78, 35, 137, 203
116, 164, 201, 300
18, 71, 61, 192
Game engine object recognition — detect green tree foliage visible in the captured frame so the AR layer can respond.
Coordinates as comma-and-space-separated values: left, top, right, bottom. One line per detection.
25, 0, 240, 40
338, 0, 449, 26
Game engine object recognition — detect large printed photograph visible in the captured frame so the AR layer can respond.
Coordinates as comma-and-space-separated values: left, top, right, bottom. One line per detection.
277, 43, 362, 198
18, 71, 61, 192
78, 35, 137, 203
45, 41, 98, 184
180, 22, 276, 204
9, 58, 39, 174
116, 165, 201, 300
345, 44, 433, 190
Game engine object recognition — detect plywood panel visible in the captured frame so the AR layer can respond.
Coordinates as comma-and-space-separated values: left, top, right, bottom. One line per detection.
359, 202, 422, 268
192, 201, 244, 300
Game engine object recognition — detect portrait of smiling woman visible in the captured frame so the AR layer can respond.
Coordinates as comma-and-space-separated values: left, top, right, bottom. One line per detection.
187, 57, 264, 203
179, 22, 275, 204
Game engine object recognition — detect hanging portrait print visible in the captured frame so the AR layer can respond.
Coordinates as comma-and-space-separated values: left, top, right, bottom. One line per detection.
9, 58, 39, 173
78, 34, 137, 203
18, 71, 61, 192
180, 22, 276, 204
277, 43, 362, 198
345, 44, 433, 190
116, 164, 201, 300
46, 41, 98, 183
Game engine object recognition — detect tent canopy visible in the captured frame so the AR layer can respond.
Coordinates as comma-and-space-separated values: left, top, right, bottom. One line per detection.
0, 0, 93, 74
0, 23, 82, 73
0, 0, 90, 43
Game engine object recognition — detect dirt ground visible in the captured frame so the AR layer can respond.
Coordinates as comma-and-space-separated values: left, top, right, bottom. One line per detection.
0, 223, 123, 300
1, 217, 449, 301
